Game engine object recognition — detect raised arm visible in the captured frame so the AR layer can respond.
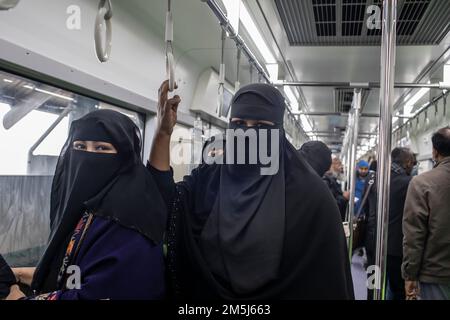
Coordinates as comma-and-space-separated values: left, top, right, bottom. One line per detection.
149, 80, 181, 171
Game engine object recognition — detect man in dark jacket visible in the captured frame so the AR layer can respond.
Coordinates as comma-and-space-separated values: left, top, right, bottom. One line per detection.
323, 157, 349, 221
364, 147, 415, 300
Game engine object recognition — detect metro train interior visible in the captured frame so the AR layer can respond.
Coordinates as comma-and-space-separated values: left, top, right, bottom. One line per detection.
1, 0, 450, 304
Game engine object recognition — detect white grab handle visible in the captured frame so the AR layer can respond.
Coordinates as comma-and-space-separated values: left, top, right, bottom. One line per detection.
94, 1, 113, 63
165, 11, 173, 42
166, 50, 175, 92
165, 2, 175, 92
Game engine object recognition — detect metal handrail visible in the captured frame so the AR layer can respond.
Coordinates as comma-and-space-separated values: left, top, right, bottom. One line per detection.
374, 0, 397, 301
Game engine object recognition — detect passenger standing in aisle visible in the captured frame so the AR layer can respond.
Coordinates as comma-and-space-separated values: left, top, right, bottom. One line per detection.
364, 147, 415, 300
149, 81, 354, 300
323, 157, 349, 221
298, 141, 332, 177
354, 160, 369, 216
402, 127, 450, 300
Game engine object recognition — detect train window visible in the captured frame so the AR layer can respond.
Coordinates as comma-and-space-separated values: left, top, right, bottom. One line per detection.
0, 69, 145, 266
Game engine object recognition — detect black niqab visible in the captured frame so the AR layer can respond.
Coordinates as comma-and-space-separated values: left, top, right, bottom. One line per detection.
201, 84, 286, 294
32, 109, 167, 293
173, 83, 354, 299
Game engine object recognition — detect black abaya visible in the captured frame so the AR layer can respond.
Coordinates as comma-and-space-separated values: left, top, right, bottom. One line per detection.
150, 83, 354, 300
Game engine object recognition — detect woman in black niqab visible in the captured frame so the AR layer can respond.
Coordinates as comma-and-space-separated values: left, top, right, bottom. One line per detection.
150, 82, 354, 300
24, 109, 167, 300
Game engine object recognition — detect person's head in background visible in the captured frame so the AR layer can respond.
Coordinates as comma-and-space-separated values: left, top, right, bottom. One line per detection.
369, 160, 377, 172
431, 126, 450, 163
356, 160, 369, 178
299, 141, 332, 177
391, 147, 415, 176
329, 157, 343, 176
410, 153, 419, 176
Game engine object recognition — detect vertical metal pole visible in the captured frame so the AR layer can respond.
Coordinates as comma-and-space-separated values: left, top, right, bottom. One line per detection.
345, 90, 362, 258
344, 112, 354, 218
374, 0, 397, 301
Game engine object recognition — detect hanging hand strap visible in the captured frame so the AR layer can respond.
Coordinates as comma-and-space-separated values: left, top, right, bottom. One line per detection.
94, 0, 113, 62
166, 0, 175, 92
217, 28, 226, 116
235, 47, 241, 92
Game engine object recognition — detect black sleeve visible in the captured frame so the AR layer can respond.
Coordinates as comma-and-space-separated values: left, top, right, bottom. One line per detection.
146, 162, 176, 211
323, 176, 347, 220
0, 254, 16, 299
336, 195, 348, 220
146, 162, 200, 213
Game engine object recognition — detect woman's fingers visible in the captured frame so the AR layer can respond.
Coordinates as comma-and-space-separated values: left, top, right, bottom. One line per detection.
169, 95, 181, 106
159, 81, 180, 111
167, 95, 181, 112
158, 80, 169, 108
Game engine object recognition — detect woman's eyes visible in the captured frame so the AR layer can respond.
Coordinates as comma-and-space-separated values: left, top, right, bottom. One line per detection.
256, 122, 274, 127
95, 145, 111, 151
73, 143, 86, 150
232, 121, 274, 127
73, 142, 113, 152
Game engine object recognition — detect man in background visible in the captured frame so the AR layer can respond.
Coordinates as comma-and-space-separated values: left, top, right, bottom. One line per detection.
364, 147, 415, 300
403, 127, 450, 300
354, 160, 369, 216
323, 157, 349, 221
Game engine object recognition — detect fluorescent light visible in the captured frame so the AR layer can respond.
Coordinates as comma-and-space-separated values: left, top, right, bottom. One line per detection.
266, 63, 279, 82
284, 86, 299, 112
22, 84, 74, 101
404, 88, 430, 116
3, 79, 13, 83
35, 88, 74, 101
239, 1, 276, 64
393, 116, 399, 125
300, 114, 313, 132
222, 0, 240, 34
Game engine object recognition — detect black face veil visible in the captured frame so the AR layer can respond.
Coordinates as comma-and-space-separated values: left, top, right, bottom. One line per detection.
174, 83, 354, 300
200, 83, 287, 295
32, 109, 167, 293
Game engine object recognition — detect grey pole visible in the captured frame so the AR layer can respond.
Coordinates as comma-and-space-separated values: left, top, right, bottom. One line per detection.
374, 0, 397, 301
280, 81, 449, 89
345, 89, 362, 258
